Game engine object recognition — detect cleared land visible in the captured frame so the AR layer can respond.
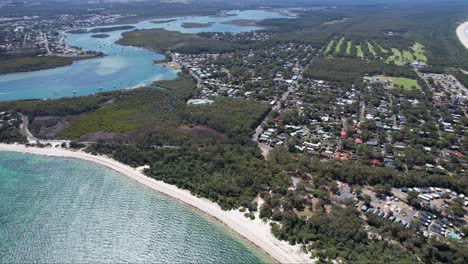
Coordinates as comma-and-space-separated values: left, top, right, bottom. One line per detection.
376, 43, 388, 53
356, 45, 364, 58
367, 75, 421, 89
411, 42, 427, 62
387, 48, 404, 65
367, 41, 377, 56
402, 50, 414, 63
335, 36, 345, 54
322, 18, 348, 25
324, 39, 335, 54
346, 41, 352, 55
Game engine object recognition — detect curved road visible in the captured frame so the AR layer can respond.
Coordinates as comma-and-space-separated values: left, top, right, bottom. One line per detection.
20, 114, 69, 147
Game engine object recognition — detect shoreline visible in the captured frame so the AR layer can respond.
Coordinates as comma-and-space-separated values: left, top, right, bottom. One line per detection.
456, 21, 468, 49
0, 144, 312, 264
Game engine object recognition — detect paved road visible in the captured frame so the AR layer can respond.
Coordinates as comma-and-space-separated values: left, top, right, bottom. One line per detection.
251, 86, 293, 142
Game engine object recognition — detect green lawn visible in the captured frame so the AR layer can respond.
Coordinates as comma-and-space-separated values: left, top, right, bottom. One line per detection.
386, 48, 404, 65
367, 41, 377, 56
376, 43, 388, 53
371, 75, 421, 90
402, 50, 414, 63
356, 45, 364, 58
325, 39, 335, 54
411, 42, 427, 62
335, 36, 345, 54
346, 41, 352, 55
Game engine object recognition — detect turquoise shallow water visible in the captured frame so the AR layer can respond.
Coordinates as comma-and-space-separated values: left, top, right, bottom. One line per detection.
0, 10, 287, 101
0, 151, 269, 263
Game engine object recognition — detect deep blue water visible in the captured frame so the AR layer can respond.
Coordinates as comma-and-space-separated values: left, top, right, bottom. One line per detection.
0, 10, 288, 101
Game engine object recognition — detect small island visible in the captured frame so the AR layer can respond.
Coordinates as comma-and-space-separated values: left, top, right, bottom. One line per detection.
221, 19, 259, 27
91, 34, 110, 39
151, 19, 178, 24
65, 28, 88, 34
181, 22, 214, 28
89, 25, 135, 33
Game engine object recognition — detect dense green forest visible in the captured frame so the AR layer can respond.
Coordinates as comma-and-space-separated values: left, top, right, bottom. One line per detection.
82, 141, 467, 263
117, 28, 249, 54
0, 55, 91, 75
87, 143, 288, 210
303, 57, 418, 84
185, 98, 270, 142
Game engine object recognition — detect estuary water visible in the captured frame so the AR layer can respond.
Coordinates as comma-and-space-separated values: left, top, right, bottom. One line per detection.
0, 151, 270, 263
0, 10, 287, 101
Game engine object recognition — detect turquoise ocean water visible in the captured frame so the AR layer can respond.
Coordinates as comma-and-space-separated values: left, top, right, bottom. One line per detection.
0, 151, 270, 263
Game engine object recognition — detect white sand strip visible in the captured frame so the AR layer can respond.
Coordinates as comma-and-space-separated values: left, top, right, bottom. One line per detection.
456, 21, 468, 49
0, 144, 312, 264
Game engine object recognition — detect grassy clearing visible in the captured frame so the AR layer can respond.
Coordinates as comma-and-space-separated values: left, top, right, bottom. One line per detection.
356, 45, 364, 58
294, 207, 314, 218
369, 75, 421, 90
367, 41, 377, 56
376, 43, 388, 54
411, 42, 427, 62
346, 41, 352, 55
387, 48, 404, 65
335, 36, 345, 54
402, 50, 414, 63
325, 39, 335, 54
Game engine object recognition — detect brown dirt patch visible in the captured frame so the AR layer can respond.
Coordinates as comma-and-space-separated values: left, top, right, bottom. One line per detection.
176, 125, 224, 142
30, 116, 70, 139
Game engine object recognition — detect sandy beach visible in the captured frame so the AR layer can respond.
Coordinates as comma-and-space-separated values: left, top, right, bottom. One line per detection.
0, 143, 312, 264
456, 21, 468, 49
